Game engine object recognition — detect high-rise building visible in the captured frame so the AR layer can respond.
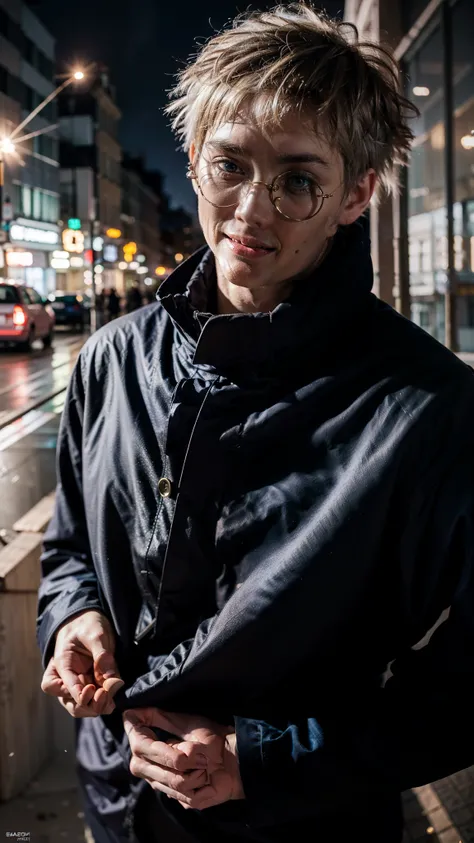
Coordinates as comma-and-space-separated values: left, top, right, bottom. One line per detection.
0, 0, 60, 295
345, 0, 474, 352
58, 67, 123, 294
120, 155, 162, 291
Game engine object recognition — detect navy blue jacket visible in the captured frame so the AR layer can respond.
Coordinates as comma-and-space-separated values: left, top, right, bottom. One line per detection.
37, 219, 474, 842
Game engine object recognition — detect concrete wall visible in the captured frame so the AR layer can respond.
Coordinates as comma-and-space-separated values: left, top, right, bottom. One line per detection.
344, 0, 405, 306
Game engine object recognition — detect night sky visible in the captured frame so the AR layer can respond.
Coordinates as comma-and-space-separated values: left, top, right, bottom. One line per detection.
32, 1, 343, 213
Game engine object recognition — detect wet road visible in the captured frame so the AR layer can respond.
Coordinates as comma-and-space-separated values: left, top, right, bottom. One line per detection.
0, 331, 88, 532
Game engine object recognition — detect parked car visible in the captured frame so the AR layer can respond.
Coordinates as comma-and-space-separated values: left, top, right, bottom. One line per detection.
49, 293, 89, 331
0, 284, 55, 351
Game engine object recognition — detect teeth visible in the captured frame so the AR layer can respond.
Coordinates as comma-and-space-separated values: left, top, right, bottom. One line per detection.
232, 238, 267, 249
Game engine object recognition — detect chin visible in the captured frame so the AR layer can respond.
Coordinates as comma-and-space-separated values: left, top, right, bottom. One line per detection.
223, 265, 272, 289
216, 252, 276, 289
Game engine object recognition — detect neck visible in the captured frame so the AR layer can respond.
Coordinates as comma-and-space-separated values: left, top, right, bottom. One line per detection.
216, 279, 293, 315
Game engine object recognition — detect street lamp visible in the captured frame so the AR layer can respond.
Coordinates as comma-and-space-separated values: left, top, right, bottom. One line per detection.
0, 68, 87, 276
0, 139, 15, 155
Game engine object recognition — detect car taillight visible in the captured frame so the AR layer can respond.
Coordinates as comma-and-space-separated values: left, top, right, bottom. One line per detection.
12, 305, 27, 327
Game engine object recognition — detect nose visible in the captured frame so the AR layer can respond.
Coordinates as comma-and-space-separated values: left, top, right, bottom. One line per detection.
234, 181, 274, 228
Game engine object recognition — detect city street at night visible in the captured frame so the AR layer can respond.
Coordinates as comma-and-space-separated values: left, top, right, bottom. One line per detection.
0, 332, 85, 532
2, 0, 474, 842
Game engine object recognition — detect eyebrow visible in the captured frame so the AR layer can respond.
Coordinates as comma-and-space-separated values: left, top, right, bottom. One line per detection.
205, 141, 331, 169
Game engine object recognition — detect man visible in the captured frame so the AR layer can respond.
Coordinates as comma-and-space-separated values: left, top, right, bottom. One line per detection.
125, 282, 143, 313
38, 5, 474, 842
107, 287, 121, 320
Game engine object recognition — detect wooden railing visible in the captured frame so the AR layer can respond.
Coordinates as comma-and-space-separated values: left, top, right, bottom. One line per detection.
0, 493, 56, 801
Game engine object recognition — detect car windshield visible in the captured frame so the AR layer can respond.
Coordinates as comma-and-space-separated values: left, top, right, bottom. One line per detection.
0, 286, 20, 304
54, 296, 80, 304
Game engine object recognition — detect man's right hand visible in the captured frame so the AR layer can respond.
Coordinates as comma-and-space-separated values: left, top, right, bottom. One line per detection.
41, 610, 124, 718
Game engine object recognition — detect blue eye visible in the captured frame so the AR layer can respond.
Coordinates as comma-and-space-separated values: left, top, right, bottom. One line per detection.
282, 173, 315, 195
214, 159, 245, 177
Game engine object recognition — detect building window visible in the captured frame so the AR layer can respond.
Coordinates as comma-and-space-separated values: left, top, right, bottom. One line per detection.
32, 189, 42, 220
42, 193, 58, 223
22, 186, 32, 218
406, 22, 445, 341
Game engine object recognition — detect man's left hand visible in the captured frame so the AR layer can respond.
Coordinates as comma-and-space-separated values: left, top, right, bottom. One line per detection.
123, 708, 245, 810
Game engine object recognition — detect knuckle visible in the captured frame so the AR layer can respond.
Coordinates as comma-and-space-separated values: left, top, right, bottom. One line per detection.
129, 756, 141, 777
170, 775, 186, 793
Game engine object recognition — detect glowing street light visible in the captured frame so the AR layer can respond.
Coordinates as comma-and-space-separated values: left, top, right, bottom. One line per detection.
461, 132, 474, 150
1, 65, 88, 278
174, 252, 184, 263
412, 86, 430, 97
0, 139, 15, 155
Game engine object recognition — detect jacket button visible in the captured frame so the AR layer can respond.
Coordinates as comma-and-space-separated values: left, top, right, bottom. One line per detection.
158, 477, 172, 498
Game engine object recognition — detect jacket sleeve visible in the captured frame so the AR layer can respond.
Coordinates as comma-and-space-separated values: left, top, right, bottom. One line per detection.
37, 349, 104, 669
234, 433, 474, 825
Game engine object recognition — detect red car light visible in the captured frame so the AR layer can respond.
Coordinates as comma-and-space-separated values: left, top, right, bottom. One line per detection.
12, 305, 27, 327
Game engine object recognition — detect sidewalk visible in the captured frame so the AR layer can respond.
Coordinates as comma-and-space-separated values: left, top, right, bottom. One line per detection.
0, 702, 89, 843
2, 737, 474, 843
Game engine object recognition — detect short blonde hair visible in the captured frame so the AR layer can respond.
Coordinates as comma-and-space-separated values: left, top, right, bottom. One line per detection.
166, 2, 418, 197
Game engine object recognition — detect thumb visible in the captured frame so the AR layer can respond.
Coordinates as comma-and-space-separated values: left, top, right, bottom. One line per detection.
89, 638, 121, 687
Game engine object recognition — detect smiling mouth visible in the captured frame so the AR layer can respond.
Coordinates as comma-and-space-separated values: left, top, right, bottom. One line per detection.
225, 234, 276, 252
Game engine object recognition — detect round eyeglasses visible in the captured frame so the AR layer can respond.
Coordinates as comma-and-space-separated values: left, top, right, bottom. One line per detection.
187, 162, 336, 222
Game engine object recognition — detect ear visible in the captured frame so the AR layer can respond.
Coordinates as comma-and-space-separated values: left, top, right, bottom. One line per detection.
337, 170, 377, 226
188, 142, 199, 195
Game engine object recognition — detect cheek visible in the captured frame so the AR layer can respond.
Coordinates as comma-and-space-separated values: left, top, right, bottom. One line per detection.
288, 214, 338, 257
284, 230, 324, 259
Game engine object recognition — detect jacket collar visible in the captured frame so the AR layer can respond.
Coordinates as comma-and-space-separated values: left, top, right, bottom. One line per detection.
157, 217, 374, 373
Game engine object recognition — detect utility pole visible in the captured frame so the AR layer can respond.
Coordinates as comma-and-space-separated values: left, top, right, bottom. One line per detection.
0, 150, 4, 280
89, 216, 97, 333
442, 0, 457, 351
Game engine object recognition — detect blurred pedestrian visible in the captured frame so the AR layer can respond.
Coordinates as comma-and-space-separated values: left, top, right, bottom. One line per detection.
94, 289, 105, 329
107, 288, 121, 320
38, 5, 474, 843
125, 282, 143, 313
143, 289, 156, 305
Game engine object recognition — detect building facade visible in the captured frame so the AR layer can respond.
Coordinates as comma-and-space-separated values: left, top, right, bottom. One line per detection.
120, 155, 162, 291
345, 0, 474, 352
0, 0, 60, 296
58, 68, 123, 294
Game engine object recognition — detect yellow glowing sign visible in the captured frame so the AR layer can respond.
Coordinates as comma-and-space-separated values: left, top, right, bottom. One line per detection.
62, 228, 85, 253
155, 266, 167, 276
106, 228, 122, 239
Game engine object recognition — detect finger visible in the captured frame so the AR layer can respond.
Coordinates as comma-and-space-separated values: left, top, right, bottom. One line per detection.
59, 686, 112, 718
173, 739, 220, 770
102, 697, 116, 716
139, 775, 195, 807
129, 756, 208, 794
58, 696, 99, 718
54, 658, 87, 705
78, 683, 96, 707
90, 643, 120, 686
41, 660, 67, 697
102, 677, 125, 696
124, 715, 204, 772
148, 777, 219, 812
88, 687, 110, 716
